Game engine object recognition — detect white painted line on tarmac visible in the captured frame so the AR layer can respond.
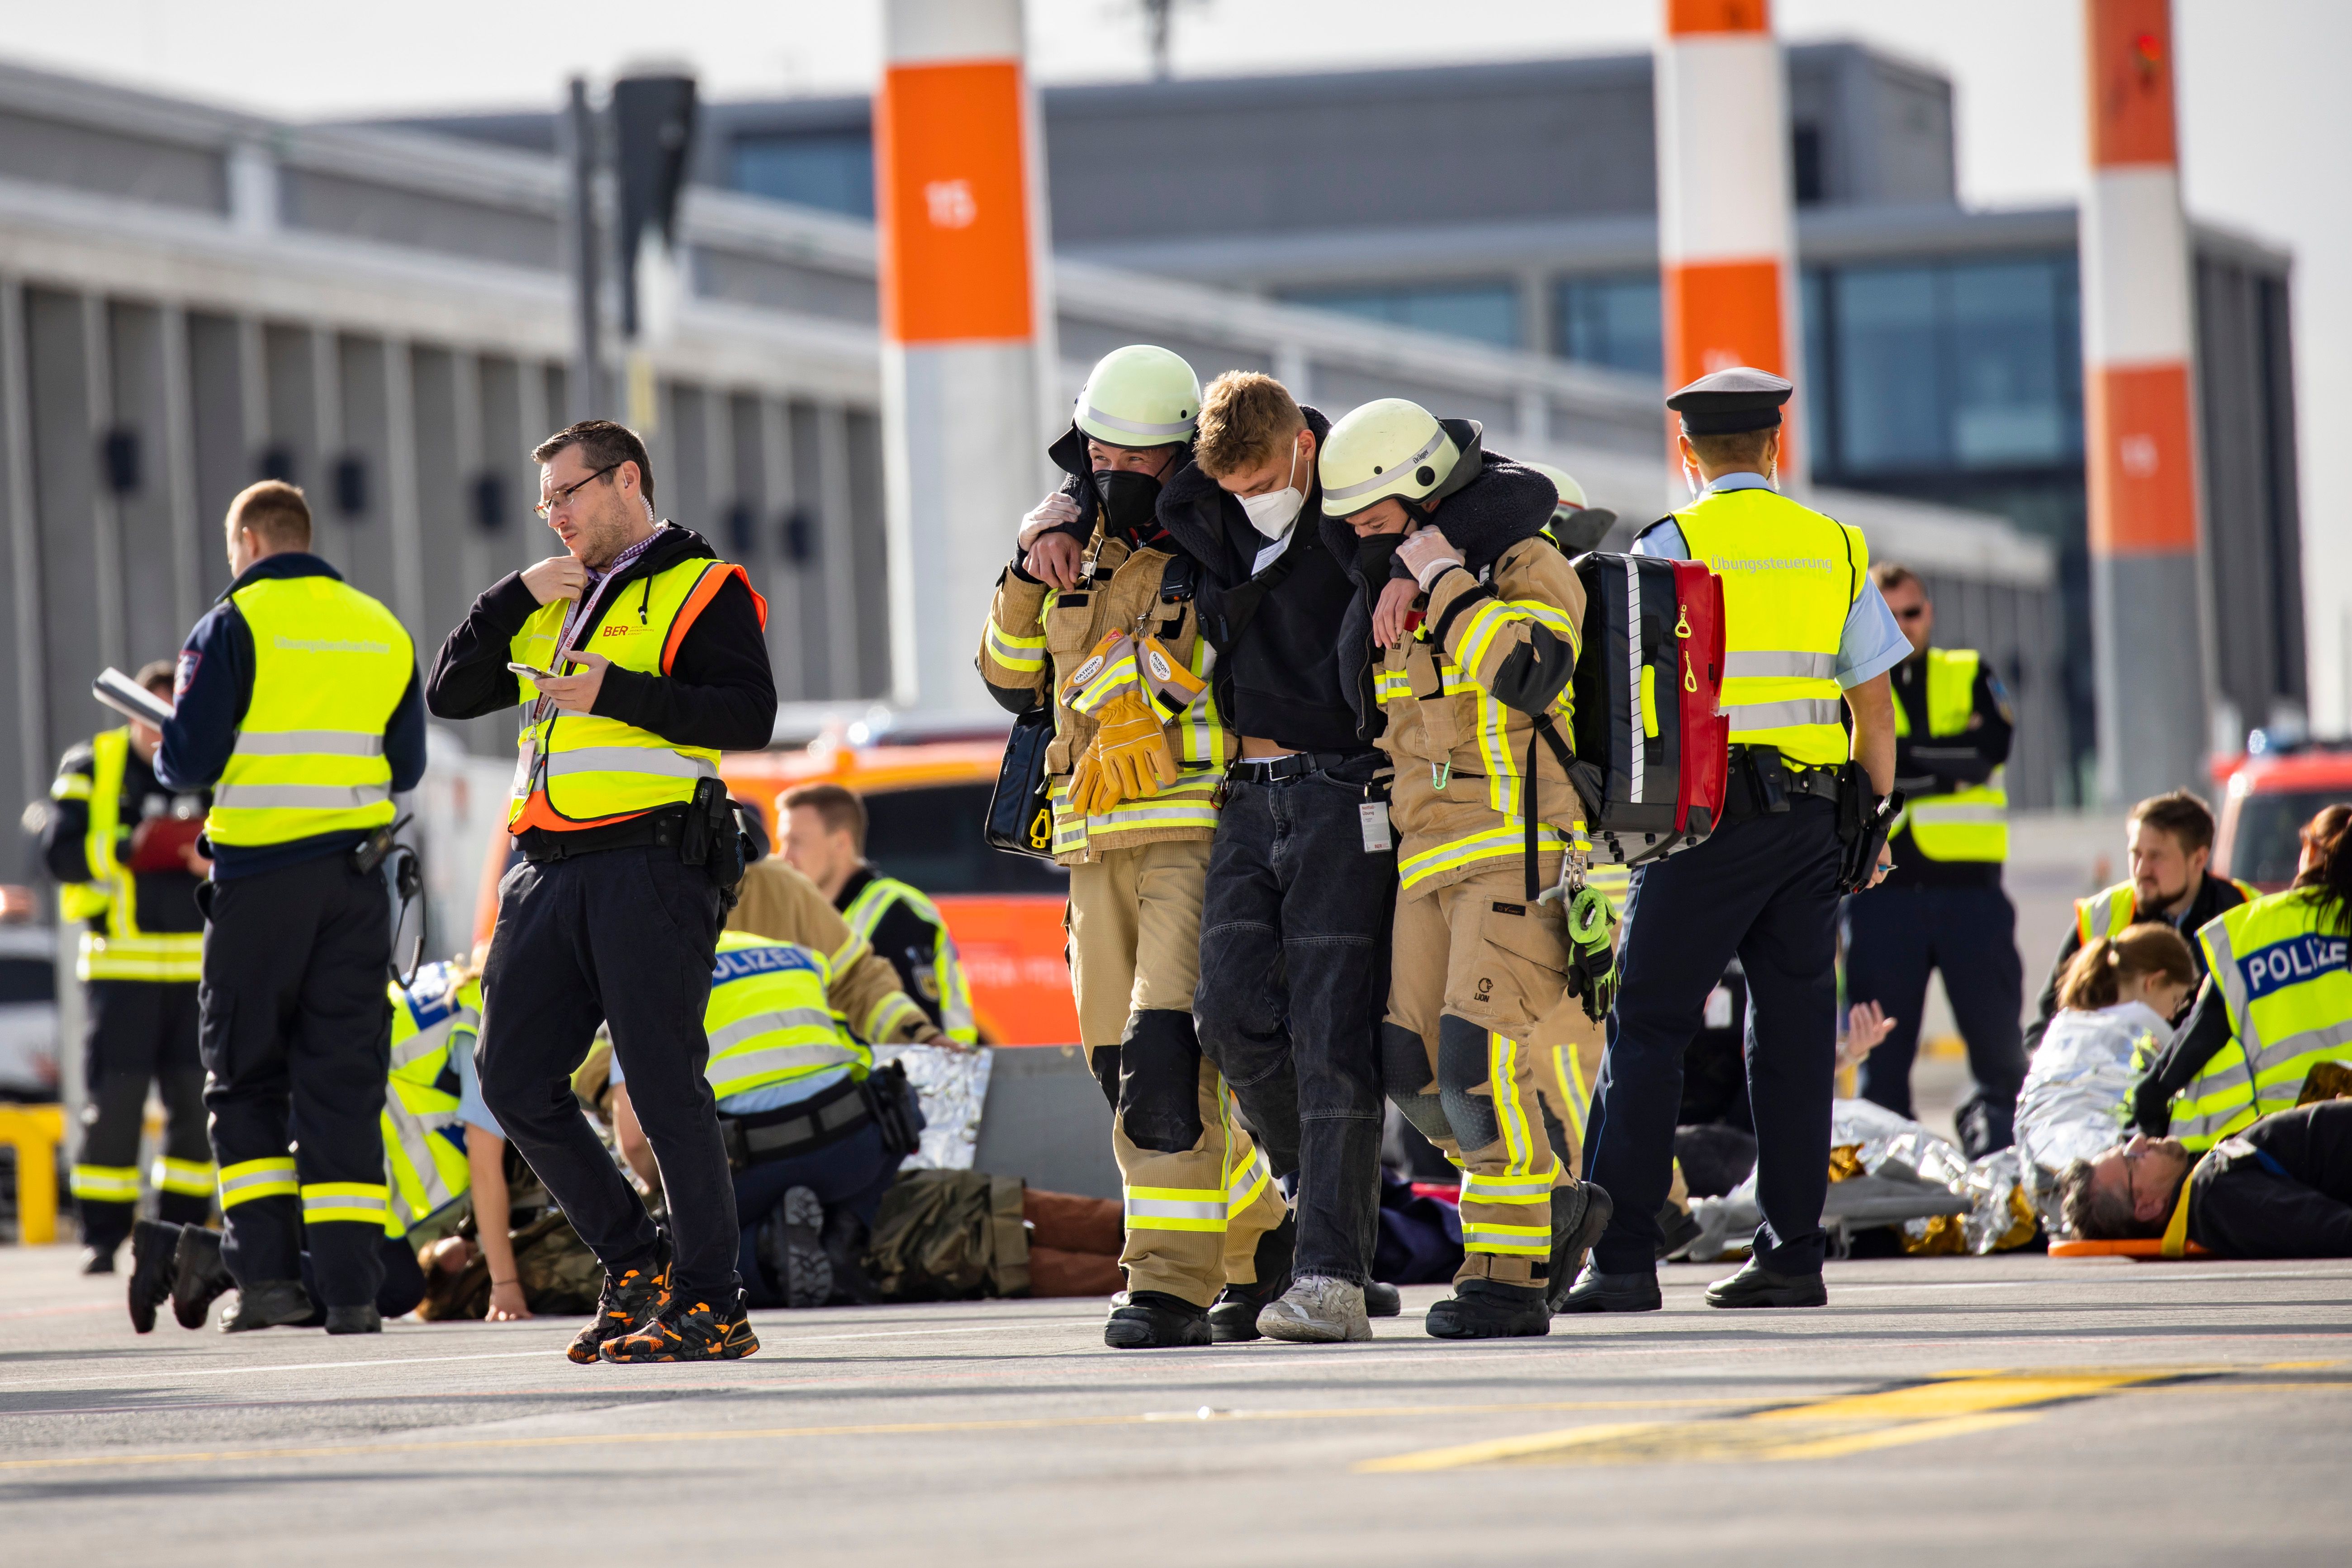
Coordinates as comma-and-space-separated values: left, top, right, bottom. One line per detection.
0, 1321, 1075, 1391
1834, 1270, 2352, 1292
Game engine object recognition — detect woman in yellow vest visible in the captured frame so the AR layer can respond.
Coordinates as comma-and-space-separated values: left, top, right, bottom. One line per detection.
2132, 805, 2352, 1148
607, 931, 910, 1310
155, 479, 426, 1336
1841, 562, 2027, 1159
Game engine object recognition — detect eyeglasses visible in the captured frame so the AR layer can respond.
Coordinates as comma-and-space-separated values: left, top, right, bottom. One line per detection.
535, 462, 621, 521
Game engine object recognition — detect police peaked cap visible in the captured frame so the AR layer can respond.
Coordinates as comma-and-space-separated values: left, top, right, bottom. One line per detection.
1666, 367, 1793, 435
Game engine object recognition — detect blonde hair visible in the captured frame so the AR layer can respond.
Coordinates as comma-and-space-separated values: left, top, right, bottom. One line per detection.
1193, 371, 1304, 479
2057, 922, 2196, 1011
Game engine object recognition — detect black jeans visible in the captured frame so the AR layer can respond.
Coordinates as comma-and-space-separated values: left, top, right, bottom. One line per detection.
1585, 799, 1841, 1276
1845, 882, 2026, 1157
199, 852, 393, 1307
478, 846, 740, 1299
1194, 753, 1394, 1286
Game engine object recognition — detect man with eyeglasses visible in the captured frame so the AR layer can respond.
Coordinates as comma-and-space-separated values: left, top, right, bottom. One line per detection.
1840, 562, 2025, 1161
427, 420, 777, 1363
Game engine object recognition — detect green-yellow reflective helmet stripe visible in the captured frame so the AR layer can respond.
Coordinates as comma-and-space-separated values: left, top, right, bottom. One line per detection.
1075, 345, 1200, 449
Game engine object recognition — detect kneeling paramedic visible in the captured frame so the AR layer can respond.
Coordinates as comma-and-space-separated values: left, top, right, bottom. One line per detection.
1321, 398, 1614, 1339
427, 420, 778, 1364
39, 660, 212, 1274
157, 480, 427, 1334
1573, 368, 1902, 1314
978, 344, 1285, 1349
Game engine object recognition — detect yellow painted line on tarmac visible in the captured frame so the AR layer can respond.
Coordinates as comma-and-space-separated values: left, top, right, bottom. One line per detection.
0, 1395, 1763, 1476
1361, 1370, 2178, 1472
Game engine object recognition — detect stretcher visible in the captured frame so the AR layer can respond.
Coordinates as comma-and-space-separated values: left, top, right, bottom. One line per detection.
2047, 1237, 2213, 1260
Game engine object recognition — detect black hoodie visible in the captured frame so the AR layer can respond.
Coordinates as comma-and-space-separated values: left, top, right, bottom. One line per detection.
428, 524, 778, 849
1314, 420, 1560, 733
1153, 407, 1367, 752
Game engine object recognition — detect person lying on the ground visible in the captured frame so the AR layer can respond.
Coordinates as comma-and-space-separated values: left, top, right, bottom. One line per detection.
2056, 1100, 2352, 1257
2016, 923, 2197, 1180
128, 1218, 423, 1333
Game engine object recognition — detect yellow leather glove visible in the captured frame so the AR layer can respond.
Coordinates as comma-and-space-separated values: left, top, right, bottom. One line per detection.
1067, 741, 1114, 819
1087, 690, 1179, 809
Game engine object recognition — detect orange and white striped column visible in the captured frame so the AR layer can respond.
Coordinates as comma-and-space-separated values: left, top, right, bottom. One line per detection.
876, 0, 1057, 712
2082, 0, 2210, 802
1655, 0, 1803, 483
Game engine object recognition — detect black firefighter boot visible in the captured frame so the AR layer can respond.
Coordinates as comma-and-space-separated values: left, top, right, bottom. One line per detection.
1425, 1278, 1552, 1340
128, 1220, 183, 1333
1208, 1210, 1295, 1343
171, 1222, 236, 1330
1105, 1292, 1211, 1349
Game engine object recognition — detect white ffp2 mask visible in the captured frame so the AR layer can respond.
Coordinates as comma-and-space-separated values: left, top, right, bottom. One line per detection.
1239, 443, 1306, 540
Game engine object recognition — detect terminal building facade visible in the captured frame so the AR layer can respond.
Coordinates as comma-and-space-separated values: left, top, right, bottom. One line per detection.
7, 43, 2270, 875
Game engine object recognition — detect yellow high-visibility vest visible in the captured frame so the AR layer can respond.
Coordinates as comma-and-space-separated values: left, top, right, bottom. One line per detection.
2172, 891, 2352, 1149
1893, 648, 2007, 863
1674, 487, 1864, 769
842, 874, 977, 1046
383, 964, 476, 1237
208, 576, 412, 847
705, 932, 870, 1100
2077, 876, 2261, 947
51, 727, 202, 982
507, 554, 757, 831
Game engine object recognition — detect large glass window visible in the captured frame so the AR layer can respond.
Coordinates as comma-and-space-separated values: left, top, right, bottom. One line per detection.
730, 133, 875, 219
1280, 282, 1520, 350
1554, 275, 1662, 375
1808, 254, 2081, 478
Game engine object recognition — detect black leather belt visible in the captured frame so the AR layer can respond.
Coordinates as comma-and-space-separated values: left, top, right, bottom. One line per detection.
717, 1073, 872, 1168
1229, 750, 1380, 785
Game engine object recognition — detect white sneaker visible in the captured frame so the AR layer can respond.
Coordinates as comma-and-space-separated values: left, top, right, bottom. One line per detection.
1255, 1274, 1372, 1343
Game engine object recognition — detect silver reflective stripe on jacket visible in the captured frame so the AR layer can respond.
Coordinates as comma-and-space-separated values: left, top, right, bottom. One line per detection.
1725, 697, 1843, 732
231, 731, 387, 757
543, 747, 720, 780
211, 782, 393, 810
1724, 650, 1838, 680
708, 1008, 844, 1054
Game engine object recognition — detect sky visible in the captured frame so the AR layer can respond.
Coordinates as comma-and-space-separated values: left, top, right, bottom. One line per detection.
8, 0, 2347, 731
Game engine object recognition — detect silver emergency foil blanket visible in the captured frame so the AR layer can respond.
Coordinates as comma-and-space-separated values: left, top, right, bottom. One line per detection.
2013, 1002, 2163, 1227
875, 1044, 993, 1172
1681, 1099, 2035, 1261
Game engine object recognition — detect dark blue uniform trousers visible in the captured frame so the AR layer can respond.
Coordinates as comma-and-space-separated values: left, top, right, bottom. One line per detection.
1845, 882, 2025, 1157
1585, 798, 1841, 1276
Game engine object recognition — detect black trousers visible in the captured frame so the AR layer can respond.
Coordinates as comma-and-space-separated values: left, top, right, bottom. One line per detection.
1844, 882, 2026, 1157
200, 853, 392, 1307
76, 979, 209, 1251
477, 846, 740, 1299
1586, 798, 1841, 1276
1193, 757, 1394, 1286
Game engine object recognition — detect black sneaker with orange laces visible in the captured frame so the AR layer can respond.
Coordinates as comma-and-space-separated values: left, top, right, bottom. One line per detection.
567, 1234, 673, 1365
598, 1289, 759, 1364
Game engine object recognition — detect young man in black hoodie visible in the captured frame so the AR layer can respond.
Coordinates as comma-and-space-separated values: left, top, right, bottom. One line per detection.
1157, 372, 1400, 1342
428, 420, 777, 1363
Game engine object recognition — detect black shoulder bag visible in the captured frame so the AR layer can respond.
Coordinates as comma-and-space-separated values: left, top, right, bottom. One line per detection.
985, 705, 1058, 861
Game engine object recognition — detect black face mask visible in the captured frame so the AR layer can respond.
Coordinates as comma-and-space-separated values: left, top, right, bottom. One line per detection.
1093, 469, 1162, 538
1355, 532, 1404, 584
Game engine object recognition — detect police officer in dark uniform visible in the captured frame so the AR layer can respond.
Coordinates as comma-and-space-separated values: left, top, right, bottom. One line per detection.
1844, 563, 2026, 1158
1569, 369, 1905, 1312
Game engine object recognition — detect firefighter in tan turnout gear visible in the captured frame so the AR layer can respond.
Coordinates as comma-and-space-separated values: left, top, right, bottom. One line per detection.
977, 345, 1286, 1349
1320, 398, 1612, 1339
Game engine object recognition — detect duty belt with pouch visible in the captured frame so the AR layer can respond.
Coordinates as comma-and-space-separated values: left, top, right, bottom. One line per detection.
718, 1073, 874, 1172
1723, 744, 1840, 822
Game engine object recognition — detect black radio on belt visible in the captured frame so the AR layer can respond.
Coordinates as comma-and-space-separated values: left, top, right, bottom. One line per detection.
680, 777, 748, 905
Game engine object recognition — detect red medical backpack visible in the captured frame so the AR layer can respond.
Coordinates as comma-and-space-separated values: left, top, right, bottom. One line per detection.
1563, 551, 1729, 866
